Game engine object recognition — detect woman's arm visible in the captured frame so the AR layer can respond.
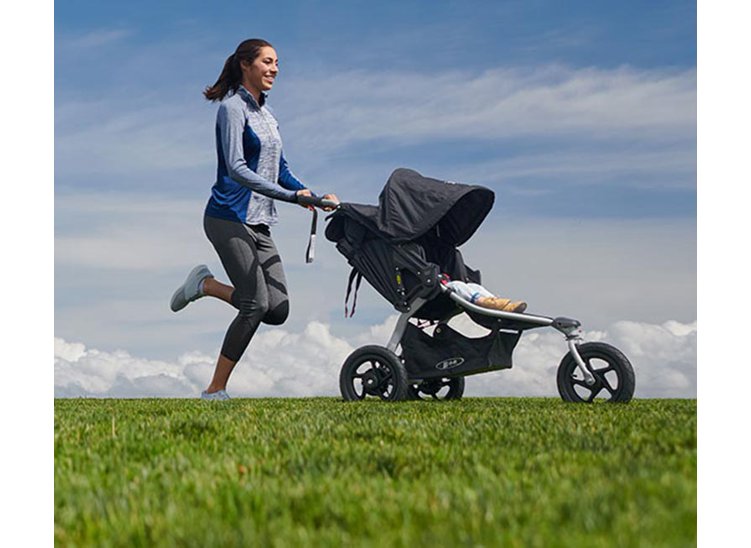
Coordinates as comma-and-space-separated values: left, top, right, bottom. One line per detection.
217, 103, 299, 203
278, 151, 307, 192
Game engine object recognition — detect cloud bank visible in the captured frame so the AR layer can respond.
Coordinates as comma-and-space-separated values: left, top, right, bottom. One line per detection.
281, 65, 696, 148
55, 318, 696, 399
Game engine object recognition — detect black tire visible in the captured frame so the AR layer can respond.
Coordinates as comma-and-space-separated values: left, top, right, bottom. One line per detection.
557, 342, 635, 403
408, 377, 465, 401
340, 346, 410, 402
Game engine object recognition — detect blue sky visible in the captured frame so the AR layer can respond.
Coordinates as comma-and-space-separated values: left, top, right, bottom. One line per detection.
54, 0, 697, 398
56, 0, 696, 217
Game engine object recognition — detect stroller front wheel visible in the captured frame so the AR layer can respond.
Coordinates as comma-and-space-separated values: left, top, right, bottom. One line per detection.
557, 342, 635, 403
340, 345, 410, 402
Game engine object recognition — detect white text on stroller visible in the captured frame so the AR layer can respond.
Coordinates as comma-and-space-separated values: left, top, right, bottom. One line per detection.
436, 357, 465, 370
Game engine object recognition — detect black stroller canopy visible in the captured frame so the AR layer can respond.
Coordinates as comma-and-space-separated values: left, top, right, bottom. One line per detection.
330, 168, 495, 247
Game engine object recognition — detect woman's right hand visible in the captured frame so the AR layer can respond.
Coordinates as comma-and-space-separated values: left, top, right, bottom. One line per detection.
296, 189, 314, 210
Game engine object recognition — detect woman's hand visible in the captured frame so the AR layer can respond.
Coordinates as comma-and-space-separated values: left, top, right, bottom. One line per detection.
322, 194, 340, 212
296, 190, 340, 211
296, 189, 314, 210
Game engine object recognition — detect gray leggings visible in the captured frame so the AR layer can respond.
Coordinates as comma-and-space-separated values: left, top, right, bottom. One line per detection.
204, 215, 290, 362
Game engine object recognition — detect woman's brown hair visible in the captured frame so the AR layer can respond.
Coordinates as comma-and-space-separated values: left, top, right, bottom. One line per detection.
203, 39, 274, 102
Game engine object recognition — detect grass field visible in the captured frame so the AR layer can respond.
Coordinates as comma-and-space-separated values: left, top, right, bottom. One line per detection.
54, 398, 696, 547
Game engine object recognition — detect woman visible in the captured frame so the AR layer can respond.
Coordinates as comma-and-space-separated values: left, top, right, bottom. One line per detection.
170, 38, 338, 400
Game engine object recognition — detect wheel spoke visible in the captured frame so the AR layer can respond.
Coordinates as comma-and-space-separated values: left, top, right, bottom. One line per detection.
571, 377, 590, 388
586, 385, 603, 402
600, 376, 615, 395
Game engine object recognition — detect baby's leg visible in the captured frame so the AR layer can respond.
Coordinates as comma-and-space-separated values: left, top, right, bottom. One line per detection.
448, 281, 527, 312
475, 295, 528, 313
446, 281, 476, 301
465, 283, 494, 299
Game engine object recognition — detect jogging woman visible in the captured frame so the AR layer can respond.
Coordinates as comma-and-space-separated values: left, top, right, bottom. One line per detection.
170, 38, 338, 400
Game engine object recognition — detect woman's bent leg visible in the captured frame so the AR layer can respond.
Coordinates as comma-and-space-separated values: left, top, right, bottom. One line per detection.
204, 216, 270, 372
202, 277, 234, 305
253, 226, 290, 326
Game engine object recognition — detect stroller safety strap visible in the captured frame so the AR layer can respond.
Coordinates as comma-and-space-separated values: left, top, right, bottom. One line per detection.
305, 208, 318, 263
345, 267, 363, 317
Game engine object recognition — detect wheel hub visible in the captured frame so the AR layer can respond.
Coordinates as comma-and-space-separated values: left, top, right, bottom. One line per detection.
362, 368, 387, 396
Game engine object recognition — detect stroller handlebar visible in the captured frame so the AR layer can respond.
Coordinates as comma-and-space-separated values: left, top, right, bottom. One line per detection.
297, 194, 340, 210
301, 195, 340, 264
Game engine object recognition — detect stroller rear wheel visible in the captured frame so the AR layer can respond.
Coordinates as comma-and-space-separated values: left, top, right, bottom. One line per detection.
557, 342, 635, 403
408, 377, 465, 400
340, 345, 410, 401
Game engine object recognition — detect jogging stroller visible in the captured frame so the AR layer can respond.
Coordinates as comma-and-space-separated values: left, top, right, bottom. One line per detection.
314, 168, 635, 403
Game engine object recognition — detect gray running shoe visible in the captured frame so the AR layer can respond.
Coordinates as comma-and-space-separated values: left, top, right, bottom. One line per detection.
170, 265, 213, 312
201, 389, 230, 400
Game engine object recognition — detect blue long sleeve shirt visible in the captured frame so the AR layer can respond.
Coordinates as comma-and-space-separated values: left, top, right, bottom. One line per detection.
205, 86, 306, 225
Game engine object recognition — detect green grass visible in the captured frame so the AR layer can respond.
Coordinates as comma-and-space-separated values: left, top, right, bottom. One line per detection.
55, 398, 696, 547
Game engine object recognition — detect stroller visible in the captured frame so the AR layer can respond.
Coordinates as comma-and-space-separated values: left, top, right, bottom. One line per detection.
308, 168, 635, 403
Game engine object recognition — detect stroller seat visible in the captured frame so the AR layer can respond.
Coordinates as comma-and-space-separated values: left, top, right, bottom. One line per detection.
325, 168, 493, 319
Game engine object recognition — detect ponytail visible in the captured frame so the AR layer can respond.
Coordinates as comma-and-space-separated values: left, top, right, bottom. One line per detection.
203, 53, 239, 102
203, 39, 274, 102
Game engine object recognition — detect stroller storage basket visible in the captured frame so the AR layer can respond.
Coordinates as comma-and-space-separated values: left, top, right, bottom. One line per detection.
401, 323, 521, 379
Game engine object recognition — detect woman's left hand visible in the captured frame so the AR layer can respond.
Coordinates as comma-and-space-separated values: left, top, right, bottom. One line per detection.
322, 194, 340, 211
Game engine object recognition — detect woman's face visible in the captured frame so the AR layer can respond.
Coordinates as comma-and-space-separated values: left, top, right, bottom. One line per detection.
241, 46, 279, 94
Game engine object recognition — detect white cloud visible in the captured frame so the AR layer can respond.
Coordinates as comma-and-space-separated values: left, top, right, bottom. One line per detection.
278, 65, 696, 152
54, 321, 354, 398
54, 64, 695, 180
55, 319, 696, 399
463, 318, 696, 398
57, 28, 133, 50
54, 192, 216, 271
455, 145, 696, 190
55, 98, 214, 176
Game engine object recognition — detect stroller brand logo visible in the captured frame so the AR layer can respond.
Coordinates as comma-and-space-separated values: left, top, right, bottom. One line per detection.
436, 357, 464, 370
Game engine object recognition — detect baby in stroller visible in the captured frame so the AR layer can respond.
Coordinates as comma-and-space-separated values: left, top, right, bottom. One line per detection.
444, 279, 527, 313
